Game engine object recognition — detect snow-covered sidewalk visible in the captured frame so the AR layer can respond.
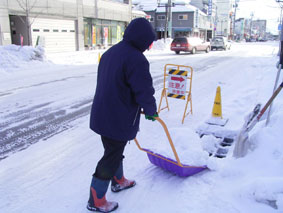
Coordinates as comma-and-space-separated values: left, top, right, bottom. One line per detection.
0, 41, 283, 212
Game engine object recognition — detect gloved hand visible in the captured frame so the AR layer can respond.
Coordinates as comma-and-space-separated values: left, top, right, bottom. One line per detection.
145, 112, 159, 121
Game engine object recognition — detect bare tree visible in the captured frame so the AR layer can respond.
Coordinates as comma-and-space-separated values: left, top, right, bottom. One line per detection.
16, 0, 44, 46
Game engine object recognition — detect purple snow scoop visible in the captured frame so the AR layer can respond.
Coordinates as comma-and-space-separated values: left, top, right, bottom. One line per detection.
134, 117, 207, 177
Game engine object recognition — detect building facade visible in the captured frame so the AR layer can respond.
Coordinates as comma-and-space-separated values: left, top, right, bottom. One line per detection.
0, 0, 132, 52
251, 20, 267, 40
234, 18, 245, 40
215, 0, 233, 38
234, 18, 267, 41
145, 4, 212, 41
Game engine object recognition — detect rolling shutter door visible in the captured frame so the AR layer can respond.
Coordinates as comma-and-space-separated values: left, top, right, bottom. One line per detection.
31, 18, 76, 53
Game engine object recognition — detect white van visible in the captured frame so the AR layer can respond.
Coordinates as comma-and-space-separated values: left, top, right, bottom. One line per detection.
211, 36, 231, 51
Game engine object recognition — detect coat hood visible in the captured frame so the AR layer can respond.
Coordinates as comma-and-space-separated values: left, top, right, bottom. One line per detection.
123, 18, 156, 52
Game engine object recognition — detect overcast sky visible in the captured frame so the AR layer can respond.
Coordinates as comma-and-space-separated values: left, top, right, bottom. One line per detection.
236, 0, 281, 34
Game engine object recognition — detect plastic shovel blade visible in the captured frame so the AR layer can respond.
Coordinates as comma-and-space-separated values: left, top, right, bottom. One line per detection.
144, 149, 207, 177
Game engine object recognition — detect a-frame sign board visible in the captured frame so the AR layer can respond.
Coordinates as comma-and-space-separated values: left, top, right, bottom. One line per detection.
158, 64, 193, 124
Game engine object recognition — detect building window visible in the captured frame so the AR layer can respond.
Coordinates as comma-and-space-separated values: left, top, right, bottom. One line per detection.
150, 17, 154, 22
62, 30, 67, 32
178, 14, 188, 20
43, 29, 50, 32
53, 29, 59, 32
157, 15, 166, 20
70, 30, 75, 32
33, 29, 40, 32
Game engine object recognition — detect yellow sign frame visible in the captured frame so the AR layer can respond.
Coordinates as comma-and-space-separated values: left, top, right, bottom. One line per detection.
158, 64, 193, 124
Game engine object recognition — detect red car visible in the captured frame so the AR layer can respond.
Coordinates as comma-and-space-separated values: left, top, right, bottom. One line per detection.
170, 37, 211, 54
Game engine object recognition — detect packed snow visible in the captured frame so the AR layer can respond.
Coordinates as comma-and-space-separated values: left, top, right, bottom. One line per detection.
0, 39, 283, 213
0, 45, 45, 73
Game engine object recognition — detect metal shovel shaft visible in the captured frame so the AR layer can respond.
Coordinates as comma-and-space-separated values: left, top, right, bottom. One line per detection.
256, 81, 283, 121
233, 81, 283, 158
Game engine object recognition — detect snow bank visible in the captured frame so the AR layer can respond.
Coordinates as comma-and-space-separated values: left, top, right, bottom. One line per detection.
248, 177, 283, 209
151, 38, 172, 51
223, 101, 283, 211
249, 107, 283, 210
0, 45, 45, 72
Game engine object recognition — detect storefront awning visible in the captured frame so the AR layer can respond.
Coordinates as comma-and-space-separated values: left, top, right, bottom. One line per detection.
173, 27, 192, 32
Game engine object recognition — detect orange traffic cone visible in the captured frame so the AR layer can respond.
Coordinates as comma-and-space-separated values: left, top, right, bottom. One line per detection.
206, 86, 228, 126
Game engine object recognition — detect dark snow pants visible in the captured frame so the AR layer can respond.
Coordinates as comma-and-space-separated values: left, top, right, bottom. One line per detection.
93, 136, 127, 180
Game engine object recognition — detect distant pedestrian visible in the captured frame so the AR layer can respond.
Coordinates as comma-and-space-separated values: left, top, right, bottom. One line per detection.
87, 18, 158, 212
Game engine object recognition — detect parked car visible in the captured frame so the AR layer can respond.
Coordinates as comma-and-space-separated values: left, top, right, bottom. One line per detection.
170, 37, 211, 54
210, 36, 231, 50
258, 37, 267, 42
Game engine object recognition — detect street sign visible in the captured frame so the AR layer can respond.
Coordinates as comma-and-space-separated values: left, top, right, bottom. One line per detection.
208, 0, 212, 16
167, 69, 187, 99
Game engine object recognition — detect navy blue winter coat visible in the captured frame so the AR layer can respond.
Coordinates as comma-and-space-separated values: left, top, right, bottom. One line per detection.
90, 18, 157, 141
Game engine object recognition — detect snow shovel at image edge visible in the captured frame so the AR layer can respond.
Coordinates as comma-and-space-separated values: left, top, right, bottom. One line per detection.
134, 116, 207, 177
233, 81, 283, 158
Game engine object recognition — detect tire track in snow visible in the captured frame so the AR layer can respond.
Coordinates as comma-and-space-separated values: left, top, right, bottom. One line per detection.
0, 76, 86, 98
0, 99, 92, 160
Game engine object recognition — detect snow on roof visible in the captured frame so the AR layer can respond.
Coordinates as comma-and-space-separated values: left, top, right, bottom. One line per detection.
156, 4, 207, 16
133, 0, 190, 4
142, 5, 157, 11
132, 9, 147, 16
156, 4, 194, 13
136, 1, 207, 16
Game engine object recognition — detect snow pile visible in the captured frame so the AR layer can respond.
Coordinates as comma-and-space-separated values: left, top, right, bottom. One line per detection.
200, 134, 220, 155
251, 107, 283, 210
222, 101, 283, 210
247, 177, 283, 210
150, 127, 210, 166
0, 45, 45, 72
151, 38, 172, 51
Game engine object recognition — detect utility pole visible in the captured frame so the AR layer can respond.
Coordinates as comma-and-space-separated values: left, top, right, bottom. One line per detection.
213, 4, 218, 37
158, 0, 172, 40
157, 0, 184, 40
232, 0, 238, 40
168, 0, 172, 38
164, 3, 168, 40
221, 19, 223, 35
249, 12, 254, 40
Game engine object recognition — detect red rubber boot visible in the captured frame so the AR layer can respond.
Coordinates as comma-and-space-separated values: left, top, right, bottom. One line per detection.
111, 161, 136, 193
87, 177, 118, 212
